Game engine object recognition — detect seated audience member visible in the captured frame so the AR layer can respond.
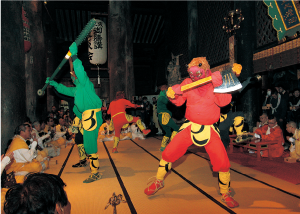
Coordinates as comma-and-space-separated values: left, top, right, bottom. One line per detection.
32, 121, 59, 158
253, 115, 284, 158
31, 121, 51, 161
253, 113, 268, 132
4, 173, 71, 214
32, 121, 50, 149
285, 121, 300, 162
54, 118, 72, 146
257, 113, 268, 128
0, 152, 14, 213
44, 117, 55, 133
43, 117, 62, 150
5, 124, 48, 176
56, 117, 67, 132
51, 105, 58, 118
98, 115, 114, 142
120, 124, 132, 140
131, 122, 146, 140
64, 114, 72, 127
58, 107, 65, 118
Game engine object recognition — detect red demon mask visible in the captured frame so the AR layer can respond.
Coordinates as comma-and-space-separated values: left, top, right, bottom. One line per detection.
187, 57, 211, 82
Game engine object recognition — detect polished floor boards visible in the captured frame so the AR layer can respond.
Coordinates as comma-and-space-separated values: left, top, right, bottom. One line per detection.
45, 136, 300, 214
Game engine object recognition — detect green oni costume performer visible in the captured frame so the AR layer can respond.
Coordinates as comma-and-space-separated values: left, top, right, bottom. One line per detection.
219, 104, 244, 148
46, 42, 103, 183
157, 88, 179, 151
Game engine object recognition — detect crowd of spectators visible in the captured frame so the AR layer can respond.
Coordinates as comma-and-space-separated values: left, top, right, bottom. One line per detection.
1, 105, 76, 213
251, 85, 300, 159
262, 86, 300, 127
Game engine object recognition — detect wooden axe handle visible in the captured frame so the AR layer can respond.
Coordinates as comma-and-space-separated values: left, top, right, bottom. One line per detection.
181, 76, 212, 92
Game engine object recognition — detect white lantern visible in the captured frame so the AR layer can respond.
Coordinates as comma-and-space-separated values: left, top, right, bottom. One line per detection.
88, 19, 107, 65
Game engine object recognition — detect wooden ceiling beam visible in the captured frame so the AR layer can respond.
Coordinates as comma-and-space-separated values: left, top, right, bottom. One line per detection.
48, 2, 108, 13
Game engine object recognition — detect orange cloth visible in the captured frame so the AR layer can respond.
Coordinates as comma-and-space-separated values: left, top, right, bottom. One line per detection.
99, 123, 109, 134
55, 124, 66, 132
97, 123, 114, 141
120, 132, 132, 139
255, 125, 284, 158
5, 137, 42, 174
1, 188, 9, 213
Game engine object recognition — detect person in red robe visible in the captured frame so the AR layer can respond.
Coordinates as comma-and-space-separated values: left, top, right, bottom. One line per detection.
107, 91, 151, 153
254, 115, 284, 158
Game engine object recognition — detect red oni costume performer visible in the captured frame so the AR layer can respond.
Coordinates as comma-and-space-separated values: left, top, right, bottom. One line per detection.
107, 91, 151, 153
144, 57, 239, 208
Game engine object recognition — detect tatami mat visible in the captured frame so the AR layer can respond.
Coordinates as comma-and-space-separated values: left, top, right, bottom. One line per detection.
45, 137, 300, 214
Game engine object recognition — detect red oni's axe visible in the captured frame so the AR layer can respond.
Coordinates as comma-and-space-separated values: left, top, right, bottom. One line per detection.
181, 63, 243, 93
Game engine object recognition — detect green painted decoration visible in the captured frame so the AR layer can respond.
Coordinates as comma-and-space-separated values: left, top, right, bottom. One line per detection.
264, 0, 300, 41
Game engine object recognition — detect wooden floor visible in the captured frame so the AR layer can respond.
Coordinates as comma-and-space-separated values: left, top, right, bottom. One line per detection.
46, 136, 300, 214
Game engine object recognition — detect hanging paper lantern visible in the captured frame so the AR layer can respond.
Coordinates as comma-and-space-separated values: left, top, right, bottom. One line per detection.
22, 6, 31, 53
88, 19, 107, 65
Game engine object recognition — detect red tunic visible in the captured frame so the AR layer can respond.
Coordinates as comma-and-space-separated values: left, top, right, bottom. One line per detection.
107, 99, 138, 117
170, 73, 232, 124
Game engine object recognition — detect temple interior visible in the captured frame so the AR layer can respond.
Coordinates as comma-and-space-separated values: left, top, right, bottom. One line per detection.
1, 1, 300, 213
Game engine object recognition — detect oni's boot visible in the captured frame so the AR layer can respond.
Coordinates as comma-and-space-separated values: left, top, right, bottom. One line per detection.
219, 171, 239, 208
170, 131, 178, 141
144, 159, 171, 196
83, 153, 101, 183
160, 136, 169, 152
72, 144, 88, 167
136, 119, 151, 136
112, 137, 120, 153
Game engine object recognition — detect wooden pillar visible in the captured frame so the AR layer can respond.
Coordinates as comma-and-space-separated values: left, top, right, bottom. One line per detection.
235, 1, 258, 131
229, 35, 236, 66
44, 2, 58, 112
1, 1, 26, 153
108, 1, 134, 102
187, 1, 198, 61
24, 1, 47, 121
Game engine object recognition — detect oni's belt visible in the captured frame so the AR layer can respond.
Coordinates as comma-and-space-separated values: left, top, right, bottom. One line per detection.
82, 108, 101, 131
179, 120, 220, 147
159, 112, 171, 125
110, 112, 133, 130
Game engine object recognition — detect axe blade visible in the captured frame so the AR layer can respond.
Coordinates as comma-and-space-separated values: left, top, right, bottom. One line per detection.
214, 68, 242, 93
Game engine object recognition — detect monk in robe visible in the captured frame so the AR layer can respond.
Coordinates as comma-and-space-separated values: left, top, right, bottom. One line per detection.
254, 115, 284, 158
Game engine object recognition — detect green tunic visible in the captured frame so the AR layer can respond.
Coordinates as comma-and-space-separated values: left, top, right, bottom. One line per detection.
157, 90, 172, 116
53, 57, 102, 154
157, 90, 178, 137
